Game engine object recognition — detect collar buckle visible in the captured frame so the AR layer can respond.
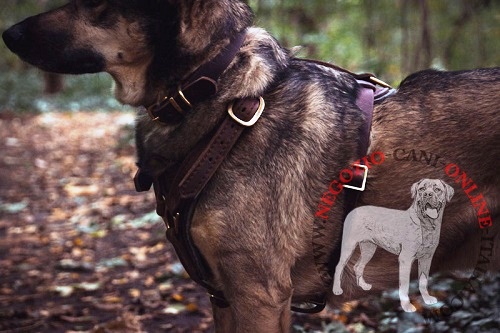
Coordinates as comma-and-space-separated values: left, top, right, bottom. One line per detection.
147, 97, 166, 121
147, 86, 193, 122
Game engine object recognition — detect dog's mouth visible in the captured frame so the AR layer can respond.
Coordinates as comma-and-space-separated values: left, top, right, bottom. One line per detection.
424, 202, 440, 219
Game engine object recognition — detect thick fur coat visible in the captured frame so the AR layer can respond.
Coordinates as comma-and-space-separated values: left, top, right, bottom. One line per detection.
3, 1, 499, 331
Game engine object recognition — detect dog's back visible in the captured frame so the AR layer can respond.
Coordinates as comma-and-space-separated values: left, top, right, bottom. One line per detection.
365, 67, 500, 271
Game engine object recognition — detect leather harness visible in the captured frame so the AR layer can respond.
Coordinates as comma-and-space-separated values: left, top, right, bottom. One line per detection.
134, 30, 395, 313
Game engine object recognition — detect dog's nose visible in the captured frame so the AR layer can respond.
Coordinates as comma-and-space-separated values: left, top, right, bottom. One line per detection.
2, 24, 26, 54
424, 191, 434, 197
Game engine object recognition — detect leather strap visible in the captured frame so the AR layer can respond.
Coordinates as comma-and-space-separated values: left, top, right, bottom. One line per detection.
166, 97, 263, 212
147, 31, 247, 124
180, 99, 262, 196
152, 97, 264, 308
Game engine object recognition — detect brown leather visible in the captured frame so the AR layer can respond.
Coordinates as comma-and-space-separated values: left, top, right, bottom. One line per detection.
179, 98, 261, 198
152, 97, 263, 308
157, 98, 262, 215
147, 32, 247, 124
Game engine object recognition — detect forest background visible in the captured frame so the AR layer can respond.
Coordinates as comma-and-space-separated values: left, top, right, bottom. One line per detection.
0, 0, 499, 113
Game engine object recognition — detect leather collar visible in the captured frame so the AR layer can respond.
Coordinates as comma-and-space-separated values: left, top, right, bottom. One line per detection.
145, 31, 247, 124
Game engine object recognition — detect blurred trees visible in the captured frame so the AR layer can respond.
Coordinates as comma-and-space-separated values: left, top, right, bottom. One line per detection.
0, 0, 498, 111
249, 0, 499, 83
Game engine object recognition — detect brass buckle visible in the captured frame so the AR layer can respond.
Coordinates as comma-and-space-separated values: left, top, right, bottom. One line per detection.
369, 76, 392, 89
227, 96, 265, 127
147, 86, 192, 121
343, 164, 368, 191
177, 87, 192, 108
147, 96, 167, 121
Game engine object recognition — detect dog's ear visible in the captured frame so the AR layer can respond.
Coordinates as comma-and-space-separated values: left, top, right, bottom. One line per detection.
411, 180, 423, 199
440, 180, 455, 202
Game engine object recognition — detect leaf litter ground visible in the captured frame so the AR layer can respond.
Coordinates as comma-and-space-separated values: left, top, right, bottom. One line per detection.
0, 112, 498, 333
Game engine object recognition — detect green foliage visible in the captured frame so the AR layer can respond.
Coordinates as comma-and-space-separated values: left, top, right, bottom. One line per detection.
0, 1, 499, 113
249, 0, 500, 84
0, 69, 127, 113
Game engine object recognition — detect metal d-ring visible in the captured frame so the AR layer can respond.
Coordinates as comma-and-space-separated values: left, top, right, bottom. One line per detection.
227, 96, 265, 127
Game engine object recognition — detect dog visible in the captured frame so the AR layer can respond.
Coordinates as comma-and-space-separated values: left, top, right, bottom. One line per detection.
332, 179, 455, 312
3, 1, 499, 332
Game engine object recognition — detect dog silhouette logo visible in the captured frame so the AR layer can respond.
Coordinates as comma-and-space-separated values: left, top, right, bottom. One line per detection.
332, 179, 454, 312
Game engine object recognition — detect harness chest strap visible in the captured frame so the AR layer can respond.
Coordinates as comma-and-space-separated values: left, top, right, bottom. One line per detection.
154, 97, 265, 308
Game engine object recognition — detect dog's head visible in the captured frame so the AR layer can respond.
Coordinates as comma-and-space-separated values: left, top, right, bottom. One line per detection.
411, 179, 454, 225
2, 0, 253, 106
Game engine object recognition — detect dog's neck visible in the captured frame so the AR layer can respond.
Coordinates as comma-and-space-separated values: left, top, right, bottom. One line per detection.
144, 31, 247, 124
135, 27, 290, 178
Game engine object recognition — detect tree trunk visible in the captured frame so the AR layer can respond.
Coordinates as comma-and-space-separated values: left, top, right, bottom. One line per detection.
363, 0, 375, 62
43, 72, 64, 95
417, 0, 432, 69
400, 0, 410, 75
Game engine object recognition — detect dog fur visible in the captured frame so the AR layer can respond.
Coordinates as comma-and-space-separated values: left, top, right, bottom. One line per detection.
3, 1, 499, 332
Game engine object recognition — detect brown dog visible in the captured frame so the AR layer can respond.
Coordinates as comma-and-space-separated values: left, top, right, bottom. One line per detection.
3, 1, 499, 331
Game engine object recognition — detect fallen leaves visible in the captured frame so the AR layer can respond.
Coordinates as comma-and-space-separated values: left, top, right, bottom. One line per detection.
0, 201, 28, 214
2, 112, 498, 333
0, 112, 211, 332
53, 282, 102, 297
64, 183, 100, 197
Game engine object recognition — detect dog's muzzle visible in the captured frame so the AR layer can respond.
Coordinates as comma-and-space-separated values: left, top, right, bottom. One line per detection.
3, 18, 105, 74
420, 196, 442, 220
3, 24, 26, 55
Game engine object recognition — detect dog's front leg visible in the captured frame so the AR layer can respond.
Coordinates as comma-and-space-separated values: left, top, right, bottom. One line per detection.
225, 286, 292, 333
212, 303, 235, 333
417, 256, 438, 305
191, 214, 293, 331
398, 252, 417, 312
215, 261, 293, 332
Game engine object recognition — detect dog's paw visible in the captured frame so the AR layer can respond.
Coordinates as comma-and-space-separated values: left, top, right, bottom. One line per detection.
423, 295, 438, 305
358, 278, 372, 291
401, 301, 417, 313
332, 286, 343, 295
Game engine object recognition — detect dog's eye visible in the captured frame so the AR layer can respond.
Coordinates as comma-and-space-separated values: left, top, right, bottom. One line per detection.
418, 187, 426, 192
434, 187, 442, 193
